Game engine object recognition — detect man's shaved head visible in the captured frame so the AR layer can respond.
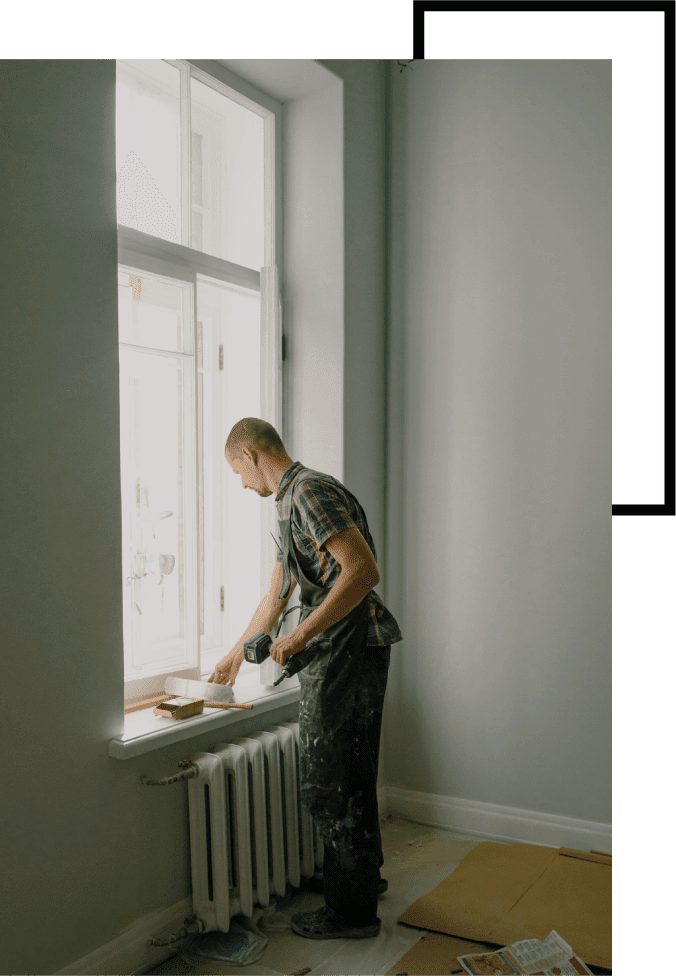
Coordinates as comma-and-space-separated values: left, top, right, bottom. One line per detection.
225, 418, 286, 462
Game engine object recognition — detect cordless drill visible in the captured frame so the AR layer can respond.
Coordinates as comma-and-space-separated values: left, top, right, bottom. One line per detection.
243, 619, 321, 686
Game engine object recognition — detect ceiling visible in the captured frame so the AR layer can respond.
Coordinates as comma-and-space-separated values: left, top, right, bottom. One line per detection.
214, 60, 339, 102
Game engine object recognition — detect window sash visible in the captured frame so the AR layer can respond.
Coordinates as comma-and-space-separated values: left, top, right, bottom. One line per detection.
120, 261, 276, 699
117, 60, 282, 701
117, 56, 280, 274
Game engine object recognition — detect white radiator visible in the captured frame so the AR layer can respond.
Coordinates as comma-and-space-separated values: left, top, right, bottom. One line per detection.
187, 721, 324, 933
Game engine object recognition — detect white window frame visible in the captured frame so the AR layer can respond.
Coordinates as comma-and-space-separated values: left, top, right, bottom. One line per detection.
117, 60, 284, 703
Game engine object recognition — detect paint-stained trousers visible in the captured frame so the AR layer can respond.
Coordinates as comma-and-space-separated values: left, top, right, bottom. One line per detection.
298, 607, 391, 925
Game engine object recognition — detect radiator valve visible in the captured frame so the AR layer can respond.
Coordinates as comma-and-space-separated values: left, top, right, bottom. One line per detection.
148, 913, 205, 946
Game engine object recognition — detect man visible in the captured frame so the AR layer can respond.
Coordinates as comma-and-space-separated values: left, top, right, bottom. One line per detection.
209, 417, 402, 940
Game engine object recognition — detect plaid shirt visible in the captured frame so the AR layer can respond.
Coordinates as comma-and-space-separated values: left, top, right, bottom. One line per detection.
275, 462, 402, 647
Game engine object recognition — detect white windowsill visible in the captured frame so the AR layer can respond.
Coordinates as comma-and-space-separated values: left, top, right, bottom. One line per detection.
109, 670, 300, 759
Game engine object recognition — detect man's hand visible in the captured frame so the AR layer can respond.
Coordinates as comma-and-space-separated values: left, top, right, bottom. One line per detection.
208, 646, 244, 686
269, 629, 309, 666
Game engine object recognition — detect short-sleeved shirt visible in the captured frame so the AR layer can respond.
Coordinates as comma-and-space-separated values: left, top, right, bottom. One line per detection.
275, 461, 402, 647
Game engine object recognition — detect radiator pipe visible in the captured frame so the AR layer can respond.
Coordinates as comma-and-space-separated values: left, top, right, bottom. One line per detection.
148, 913, 205, 946
141, 765, 198, 786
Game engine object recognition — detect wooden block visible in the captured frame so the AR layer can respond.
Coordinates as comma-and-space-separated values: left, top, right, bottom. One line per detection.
153, 697, 204, 720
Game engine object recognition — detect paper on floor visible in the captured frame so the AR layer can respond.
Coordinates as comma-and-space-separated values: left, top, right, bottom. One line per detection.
457, 930, 593, 975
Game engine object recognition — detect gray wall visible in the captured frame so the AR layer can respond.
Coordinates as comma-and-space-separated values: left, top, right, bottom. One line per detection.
318, 60, 389, 550
286, 60, 389, 558
0, 60, 297, 976
282, 81, 345, 478
0, 59, 390, 974
384, 60, 612, 823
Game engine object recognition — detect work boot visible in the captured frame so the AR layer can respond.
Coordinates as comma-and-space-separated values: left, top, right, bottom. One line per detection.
291, 904, 381, 940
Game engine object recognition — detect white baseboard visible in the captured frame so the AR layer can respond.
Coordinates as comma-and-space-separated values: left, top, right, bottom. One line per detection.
379, 785, 611, 853
56, 897, 193, 976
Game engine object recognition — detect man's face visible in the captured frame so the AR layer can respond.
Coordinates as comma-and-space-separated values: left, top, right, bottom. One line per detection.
226, 451, 272, 497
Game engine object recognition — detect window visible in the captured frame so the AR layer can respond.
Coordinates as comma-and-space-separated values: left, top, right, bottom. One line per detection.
116, 60, 283, 703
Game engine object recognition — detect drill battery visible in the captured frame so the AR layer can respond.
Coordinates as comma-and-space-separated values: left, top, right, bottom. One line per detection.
243, 632, 274, 664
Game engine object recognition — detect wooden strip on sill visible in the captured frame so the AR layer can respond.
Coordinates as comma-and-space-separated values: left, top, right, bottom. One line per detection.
124, 694, 178, 715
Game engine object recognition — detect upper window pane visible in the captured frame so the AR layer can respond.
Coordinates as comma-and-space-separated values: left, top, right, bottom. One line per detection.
191, 78, 265, 271
116, 60, 181, 244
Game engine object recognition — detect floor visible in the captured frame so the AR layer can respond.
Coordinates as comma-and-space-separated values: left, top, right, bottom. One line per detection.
146, 816, 610, 976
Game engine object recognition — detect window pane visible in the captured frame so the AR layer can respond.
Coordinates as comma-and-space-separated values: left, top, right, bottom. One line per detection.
191, 78, 265, 270
119, 346, 195, 675
116, 60, 181, 245
117, 270, 190, 354
195, 279, 264, 658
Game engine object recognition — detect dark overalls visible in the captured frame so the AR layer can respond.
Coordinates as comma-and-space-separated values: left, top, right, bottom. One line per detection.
277, 470, 391, 924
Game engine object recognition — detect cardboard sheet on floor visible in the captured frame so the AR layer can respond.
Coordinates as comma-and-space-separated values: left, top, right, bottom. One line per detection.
397, 843, 611, 970
386, 931, 498, 975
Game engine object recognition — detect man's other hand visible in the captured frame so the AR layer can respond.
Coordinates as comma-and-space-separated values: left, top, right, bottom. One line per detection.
208, 646, 244, 686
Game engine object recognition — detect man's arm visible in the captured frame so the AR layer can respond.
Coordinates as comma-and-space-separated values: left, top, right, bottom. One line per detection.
209, 559, 297, 684
269, 526, 379, 664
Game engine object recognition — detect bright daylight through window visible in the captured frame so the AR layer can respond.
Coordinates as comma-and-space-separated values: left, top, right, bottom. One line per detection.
115, 60, 282, 705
